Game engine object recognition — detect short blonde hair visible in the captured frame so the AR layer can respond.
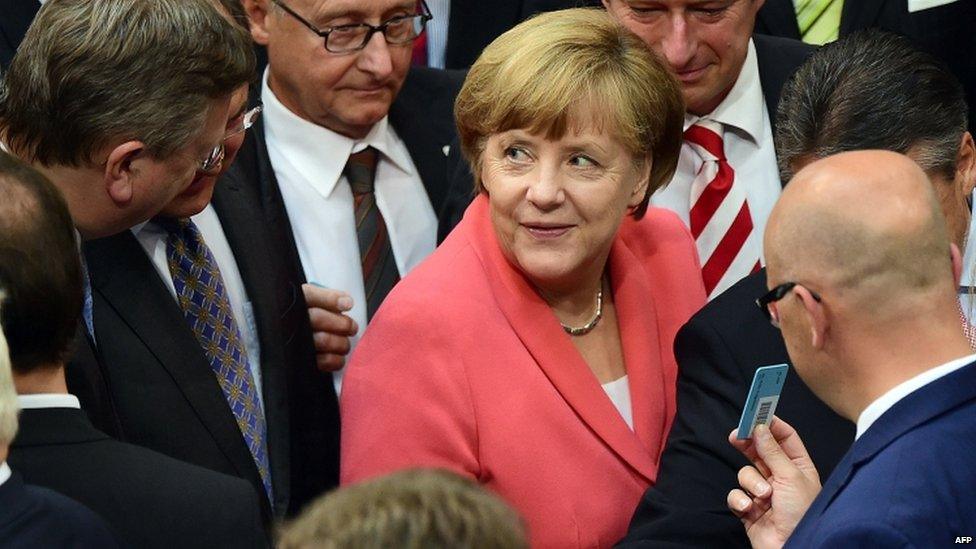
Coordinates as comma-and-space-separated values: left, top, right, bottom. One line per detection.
277, 469, 528, 549
0, 299, 19, 448
455, 8, 684, 218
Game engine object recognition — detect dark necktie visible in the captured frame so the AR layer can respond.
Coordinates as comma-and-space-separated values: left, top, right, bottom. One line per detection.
345, 147, 400, 320
162, 218, 273, 502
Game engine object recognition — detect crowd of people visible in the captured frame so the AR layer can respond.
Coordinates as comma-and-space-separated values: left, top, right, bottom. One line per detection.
0, 0, 975, 547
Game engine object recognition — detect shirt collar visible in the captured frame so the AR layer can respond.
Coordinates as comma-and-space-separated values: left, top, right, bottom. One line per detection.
260, 68, 414, 199
0, 462, 10, 488
684, 39, 765, 143
855, 352, 976, 439
17, 393, 82, 410
961, 190, 976, 285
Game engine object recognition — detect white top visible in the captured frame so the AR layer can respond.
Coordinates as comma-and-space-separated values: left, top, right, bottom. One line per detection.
855, 353, 976, 439
650, 39, 780, 297
261, 69, 437, 393
131, 205, 264, 401
424, 0, 451, 69
0, 462, 10, 488
602, 375, 634, 430
957, 194, 976, 322
17, 393, 81, 410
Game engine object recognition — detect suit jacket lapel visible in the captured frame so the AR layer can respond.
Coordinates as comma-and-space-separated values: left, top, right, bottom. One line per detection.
756, 0, 802, 39
83, 232, 265, 489
211, 182, 292, 512
465, 196, 658, 482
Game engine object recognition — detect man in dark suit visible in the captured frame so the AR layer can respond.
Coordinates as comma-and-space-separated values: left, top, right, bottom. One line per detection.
0, 151, 267, 548
603, 0, 814, 299
619, 30, 975, 547
0, 0, 37, 71
232, 0, 471, 379
756, 0, 976, 133
728, 150, 976, 546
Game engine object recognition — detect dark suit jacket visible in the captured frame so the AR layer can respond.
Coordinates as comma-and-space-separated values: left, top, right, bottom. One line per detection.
72, 173, 340, 523
618, 270, 854, 547
787, 361, 976, 546
0, 0, 37, 71
756, 0, 976, 133
0, 471, 119, 548
9, 407, 266, 549
444, 0, 599, 69
223, 66, 469, 286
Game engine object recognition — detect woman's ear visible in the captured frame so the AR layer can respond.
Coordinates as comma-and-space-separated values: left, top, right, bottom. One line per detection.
629, 157, 652, 209
103, 141, 145, 206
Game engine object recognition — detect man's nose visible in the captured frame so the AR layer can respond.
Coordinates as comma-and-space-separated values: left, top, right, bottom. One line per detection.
357, 30, 394, 78
659, 14, 696, 71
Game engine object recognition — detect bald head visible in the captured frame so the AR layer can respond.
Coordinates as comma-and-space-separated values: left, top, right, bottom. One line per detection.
766, 150, 954, 319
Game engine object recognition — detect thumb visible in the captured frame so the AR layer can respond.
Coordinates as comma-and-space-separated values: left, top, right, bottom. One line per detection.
753, 424, 796, 477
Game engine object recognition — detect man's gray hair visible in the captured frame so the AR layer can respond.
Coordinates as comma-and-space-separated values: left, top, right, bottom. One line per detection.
0, 0, 255, 167
0, 298, 18, 448
776, 30, 968, 182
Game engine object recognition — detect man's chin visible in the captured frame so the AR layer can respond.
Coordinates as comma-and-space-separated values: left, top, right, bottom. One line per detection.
159, 176, 217, 218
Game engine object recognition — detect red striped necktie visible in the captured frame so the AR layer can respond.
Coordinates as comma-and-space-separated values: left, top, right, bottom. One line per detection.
345, 147, 400, 320
685, 119, 761, 299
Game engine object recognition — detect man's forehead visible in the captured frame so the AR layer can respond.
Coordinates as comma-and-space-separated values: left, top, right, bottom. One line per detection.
293, 0, 415, 20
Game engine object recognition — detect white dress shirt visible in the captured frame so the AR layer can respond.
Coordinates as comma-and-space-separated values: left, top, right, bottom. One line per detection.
651, 40, 781, 292
261, 70, 437, 392
0, 462, 10, 488
17, 393, 81, 410
131, 205, 264, 401
856, 352, 976, 439
424, 0, 451, 69
958, 195, 976, 322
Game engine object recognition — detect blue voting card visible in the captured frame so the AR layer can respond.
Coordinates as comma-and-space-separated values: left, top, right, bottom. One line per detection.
736, 363, 790, 440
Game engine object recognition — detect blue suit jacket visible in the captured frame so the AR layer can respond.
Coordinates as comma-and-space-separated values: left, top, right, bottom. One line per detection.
787, 360, 976, 547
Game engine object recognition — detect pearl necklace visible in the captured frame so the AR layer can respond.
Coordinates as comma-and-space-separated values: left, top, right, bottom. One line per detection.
561, 288, 604, 336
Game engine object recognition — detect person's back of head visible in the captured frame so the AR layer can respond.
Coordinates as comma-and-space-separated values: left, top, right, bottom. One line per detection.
764, 150, 969, 418
0, 150, 81, 381
775, 30, 975, 248
0, 0, 256, 237
278, 469, 528, 549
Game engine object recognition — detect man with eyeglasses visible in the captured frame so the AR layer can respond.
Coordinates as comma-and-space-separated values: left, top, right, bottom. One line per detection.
619, 30, 975, 547
726, 150, 976, 547
225, 0, 470, 390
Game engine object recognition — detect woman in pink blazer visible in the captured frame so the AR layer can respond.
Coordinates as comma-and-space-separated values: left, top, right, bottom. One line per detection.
341, 9, 706, 548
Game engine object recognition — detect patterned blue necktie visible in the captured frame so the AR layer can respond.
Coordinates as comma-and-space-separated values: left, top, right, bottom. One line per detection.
163, 218, 273, 502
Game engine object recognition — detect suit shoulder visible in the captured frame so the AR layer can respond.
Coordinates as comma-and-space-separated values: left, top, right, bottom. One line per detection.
20, 484, 120, 547
688, 270, 769, 328
753, 33, 816, 63
400, 67, 466, 105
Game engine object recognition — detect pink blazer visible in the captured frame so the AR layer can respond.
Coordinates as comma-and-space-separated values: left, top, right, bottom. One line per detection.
341, 195, 706, 548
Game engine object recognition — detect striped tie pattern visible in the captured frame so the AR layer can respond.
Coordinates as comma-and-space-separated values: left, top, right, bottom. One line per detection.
686, 120, 761, 299
796, 0, 843, 45
164, 218, 273, 502
957, 299, 976, 350
346, 147, 400, 320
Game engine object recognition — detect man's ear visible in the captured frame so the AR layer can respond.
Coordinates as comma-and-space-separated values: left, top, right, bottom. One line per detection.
795, 285, 827, 350
956, 132, 976, 197
103, 141, 146, 207
243, 0, 272, 46
951, 242, 964, 288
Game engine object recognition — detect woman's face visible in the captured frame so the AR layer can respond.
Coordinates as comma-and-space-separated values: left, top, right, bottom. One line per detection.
482, 124, 650, 292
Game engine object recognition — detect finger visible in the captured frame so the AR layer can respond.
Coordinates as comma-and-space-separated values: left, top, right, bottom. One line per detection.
728, 430, 772, 478
316, 353, 346, 372
767, 416, 814, 463
308, 308, 359, 336
727, 489, 766, 525
313, 332, 351, 355
753, 424, 800, 477
737, 466, 772, 499
303, 283, 354, 313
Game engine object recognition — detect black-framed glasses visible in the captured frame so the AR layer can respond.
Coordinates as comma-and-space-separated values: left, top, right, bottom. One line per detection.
198, 105, 263, 175
271, 0, 432, 54
756, 282, 822, 328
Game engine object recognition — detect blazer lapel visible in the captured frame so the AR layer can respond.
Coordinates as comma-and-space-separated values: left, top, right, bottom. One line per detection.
464, 196, 658, 482
608, 232, 673, 467
83, 232, 265, 488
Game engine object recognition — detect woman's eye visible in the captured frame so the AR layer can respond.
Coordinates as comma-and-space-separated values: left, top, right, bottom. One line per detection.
569, 155, 597, 168
504, 146, 529, 161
